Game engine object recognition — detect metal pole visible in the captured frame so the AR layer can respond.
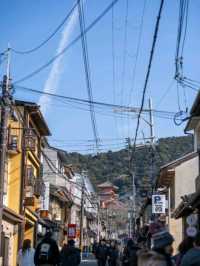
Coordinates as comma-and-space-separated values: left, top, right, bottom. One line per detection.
149, 98, 156, 190
97, 200, 100, 242
0, 49, 11, 264
79, 178, 85, 257
132, 172, 136, 235
149, 98, 155, 144
168, 187, 171, 231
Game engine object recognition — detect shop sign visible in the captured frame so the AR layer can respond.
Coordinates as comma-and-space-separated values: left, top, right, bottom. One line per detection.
68, 224, 76, 239
152, 194, 166, 214
186, 214, 198, 226
186, 226, 197, 237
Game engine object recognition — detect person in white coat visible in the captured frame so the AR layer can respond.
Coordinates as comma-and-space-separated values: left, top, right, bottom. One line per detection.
18, 239, 35, 266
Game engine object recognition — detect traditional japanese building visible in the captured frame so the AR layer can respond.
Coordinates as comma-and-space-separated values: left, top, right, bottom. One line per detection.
97, 181, 118, 208
1, 100, 51, 266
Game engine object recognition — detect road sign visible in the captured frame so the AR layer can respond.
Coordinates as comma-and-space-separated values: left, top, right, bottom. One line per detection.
186, 214, 198, 226
68, 224, 76, 239
186, 226, 197, 237
152, 194, 166, 214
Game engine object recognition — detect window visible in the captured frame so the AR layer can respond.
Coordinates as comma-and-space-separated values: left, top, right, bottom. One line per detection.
26, 166, 35, 186
8, 135, 18, 150
34, 179, 45, 197
25, 129, 37, 151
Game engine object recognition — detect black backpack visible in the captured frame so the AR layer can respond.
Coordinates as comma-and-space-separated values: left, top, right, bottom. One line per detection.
38, 242, 52, 263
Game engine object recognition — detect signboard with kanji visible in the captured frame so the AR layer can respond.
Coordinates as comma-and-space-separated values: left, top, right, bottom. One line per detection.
68, 224, 76, 239
152, 194, 166, 214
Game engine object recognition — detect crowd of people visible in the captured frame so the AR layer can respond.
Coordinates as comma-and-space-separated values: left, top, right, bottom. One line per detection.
93, 230, 200, 266
17, 228, 200, 266
18, 231, 80, 266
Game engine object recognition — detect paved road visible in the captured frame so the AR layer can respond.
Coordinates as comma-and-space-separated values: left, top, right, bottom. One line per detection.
81, 258, 97, 266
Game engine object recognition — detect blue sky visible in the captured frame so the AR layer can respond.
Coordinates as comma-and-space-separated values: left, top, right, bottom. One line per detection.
1, 0, 200, 153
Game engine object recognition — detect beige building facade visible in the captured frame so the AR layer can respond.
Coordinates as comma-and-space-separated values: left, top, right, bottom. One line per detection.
158, 152, 198, 250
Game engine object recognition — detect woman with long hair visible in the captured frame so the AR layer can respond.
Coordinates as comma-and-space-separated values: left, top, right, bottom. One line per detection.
18, 239, 35, 266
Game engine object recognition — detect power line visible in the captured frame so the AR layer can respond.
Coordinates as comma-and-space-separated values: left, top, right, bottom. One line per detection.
111, 3, 120, 143
11, 2, 79, 55
127, 0, 147, 145
130, 0, 164, 165
155, 79, 175, 108
77, 0, 99, 150
175, 0, 190, 80
128, 0, 147, 105
14, 84, 177, 117
121, 0, 129, 106
14, 0, 120, 84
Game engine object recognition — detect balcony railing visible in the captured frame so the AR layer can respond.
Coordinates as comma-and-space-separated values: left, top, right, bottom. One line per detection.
24, 129, 37, 152
34, 179, 45, 197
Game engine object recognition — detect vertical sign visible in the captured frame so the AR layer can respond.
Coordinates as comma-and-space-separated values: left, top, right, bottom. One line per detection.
42, 182, 50, 210
152, 194, 166, 214
68, 224, 76, 239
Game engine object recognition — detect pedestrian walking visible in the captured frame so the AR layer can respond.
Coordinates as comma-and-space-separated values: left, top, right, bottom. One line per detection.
138, 230, 175, 266
173, 237, 194, 266
60, 239, 81, 266
95, 239, 108, 266
18, 239, 35, 266
108, 241, 119, 266
92, 240, 98, 256
34, 231, 60, 266
122, 239, 139, 266
180, 232, 200, 266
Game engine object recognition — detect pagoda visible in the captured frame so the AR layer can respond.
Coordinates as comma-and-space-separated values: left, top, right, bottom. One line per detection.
97, 181, 119, 208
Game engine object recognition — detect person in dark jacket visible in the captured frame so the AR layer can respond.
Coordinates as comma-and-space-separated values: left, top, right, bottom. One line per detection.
60, 239, 81, 266
95, 239, 108, 266
92, 241, 98, 256
173, 237, 194, 266
34, 231, 60, 266
108, 241, 119, 266
122, 239, 139, 266
181, 232, 200, 266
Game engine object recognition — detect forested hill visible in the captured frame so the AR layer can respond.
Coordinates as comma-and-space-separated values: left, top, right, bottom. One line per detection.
63, 136, 193, 194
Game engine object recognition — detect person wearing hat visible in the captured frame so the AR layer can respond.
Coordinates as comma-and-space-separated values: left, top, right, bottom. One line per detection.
180, 232, 200, 266
60, 239, 81, 266
137, 230, 175, 266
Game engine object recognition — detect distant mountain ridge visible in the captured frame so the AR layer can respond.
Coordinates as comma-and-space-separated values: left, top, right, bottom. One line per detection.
62, 135, 193, 194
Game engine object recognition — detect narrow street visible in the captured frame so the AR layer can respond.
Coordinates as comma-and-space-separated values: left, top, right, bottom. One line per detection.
2, 1, 200, 266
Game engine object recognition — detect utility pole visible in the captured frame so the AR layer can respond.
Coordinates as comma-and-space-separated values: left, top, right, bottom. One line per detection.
79, 177, 85, 257
149, 98, 155, 144
97, 198, 100, 242
132, 172, 136, 235
0, 49, 11, 264
149, 98, 155, 189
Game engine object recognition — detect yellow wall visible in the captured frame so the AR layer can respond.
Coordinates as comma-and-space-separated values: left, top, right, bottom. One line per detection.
7, 153, 22, 214
170, 217, 183, 253
13, 233, 19, 266
24, 219, 35, 247
7, 119, 22, 214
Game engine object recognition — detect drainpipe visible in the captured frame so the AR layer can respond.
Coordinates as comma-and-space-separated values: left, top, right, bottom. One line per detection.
168, 187, 171, 232
18, 109, 27, 249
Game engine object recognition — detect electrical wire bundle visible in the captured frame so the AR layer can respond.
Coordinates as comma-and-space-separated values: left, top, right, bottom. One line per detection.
14, 84, 177, 121
77, 0, 99, 151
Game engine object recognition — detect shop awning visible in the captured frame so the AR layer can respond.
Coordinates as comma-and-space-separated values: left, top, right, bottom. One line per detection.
3, 207, 24, 224
173, 193, 198, 219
